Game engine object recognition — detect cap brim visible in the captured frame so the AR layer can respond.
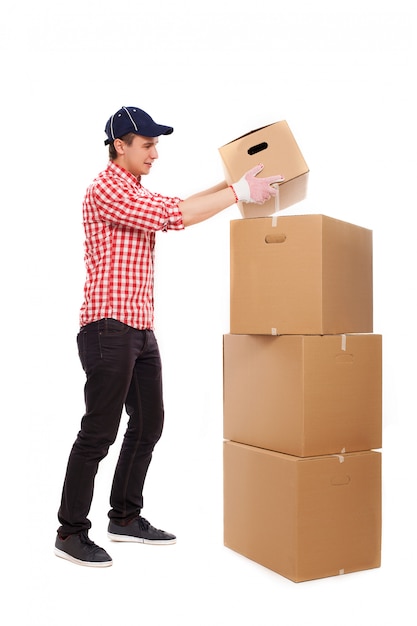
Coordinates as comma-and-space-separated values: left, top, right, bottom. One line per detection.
154, 124, 174, 136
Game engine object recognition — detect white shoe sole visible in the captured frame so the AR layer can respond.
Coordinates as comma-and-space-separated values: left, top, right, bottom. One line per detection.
107, 532, 176, 545
54, 547, 113, 567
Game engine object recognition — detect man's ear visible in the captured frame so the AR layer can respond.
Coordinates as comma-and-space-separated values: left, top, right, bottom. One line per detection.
113, 138, 125, 155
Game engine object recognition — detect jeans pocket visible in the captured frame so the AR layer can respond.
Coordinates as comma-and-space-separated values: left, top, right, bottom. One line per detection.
100, 318, 131, 337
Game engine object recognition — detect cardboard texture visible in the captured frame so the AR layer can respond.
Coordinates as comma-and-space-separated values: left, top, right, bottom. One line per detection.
219, 121, 309, 218
223, 333, 382, 456
223, 441, 382, 583
230, 214, 373, 335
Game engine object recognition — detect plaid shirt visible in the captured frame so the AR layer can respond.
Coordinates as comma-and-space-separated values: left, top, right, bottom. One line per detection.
79, 161, 184, 330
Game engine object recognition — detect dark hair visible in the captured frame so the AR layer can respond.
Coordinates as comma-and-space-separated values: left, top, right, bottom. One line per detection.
108, 132, 137, 160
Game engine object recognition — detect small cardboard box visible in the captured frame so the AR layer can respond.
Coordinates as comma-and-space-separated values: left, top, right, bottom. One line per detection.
223, 441, 382, 583
223, 333, 382, 457
230, 214, 373, 335
219, 121, 309, 218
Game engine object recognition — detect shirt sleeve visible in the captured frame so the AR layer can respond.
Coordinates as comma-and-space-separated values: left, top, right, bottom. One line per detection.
90, 176, 184, 232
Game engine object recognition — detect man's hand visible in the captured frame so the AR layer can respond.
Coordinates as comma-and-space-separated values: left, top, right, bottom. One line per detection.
231, 164, 284, 204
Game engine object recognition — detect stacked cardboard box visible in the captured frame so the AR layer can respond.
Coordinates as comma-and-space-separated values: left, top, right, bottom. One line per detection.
219, 124, 382, 583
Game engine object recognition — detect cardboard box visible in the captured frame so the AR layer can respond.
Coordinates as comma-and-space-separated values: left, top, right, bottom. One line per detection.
223, 333, 382, 456
223, 441, 382, 583
219, 121, 309, 218
230, 214, 373, 335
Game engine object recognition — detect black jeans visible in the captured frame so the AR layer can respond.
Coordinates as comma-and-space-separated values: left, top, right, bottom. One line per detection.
58, 319, 165, 536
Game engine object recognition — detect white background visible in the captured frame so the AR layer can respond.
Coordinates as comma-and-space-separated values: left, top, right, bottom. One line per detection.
1, 0, 416, 624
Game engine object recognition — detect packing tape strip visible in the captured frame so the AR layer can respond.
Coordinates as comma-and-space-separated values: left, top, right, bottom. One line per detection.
341, 334, 347, 351
274, 184, 280, 213
332, 454, 345, 464
271, 215, 278, 227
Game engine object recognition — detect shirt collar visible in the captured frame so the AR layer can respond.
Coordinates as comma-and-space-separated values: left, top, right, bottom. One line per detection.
107, 161, 141, 185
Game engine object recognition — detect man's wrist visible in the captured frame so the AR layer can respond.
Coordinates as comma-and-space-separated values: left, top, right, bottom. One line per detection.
231, 178, 250, 203
229, 185, 239, 204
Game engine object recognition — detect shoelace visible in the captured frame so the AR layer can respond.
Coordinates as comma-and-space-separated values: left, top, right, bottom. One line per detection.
138, 516, 152, 531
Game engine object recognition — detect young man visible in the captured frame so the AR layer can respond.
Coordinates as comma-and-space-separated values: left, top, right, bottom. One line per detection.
54, 106, 283, 567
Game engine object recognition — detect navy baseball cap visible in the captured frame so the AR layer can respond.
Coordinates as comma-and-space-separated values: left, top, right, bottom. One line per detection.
104, 106, 174, 145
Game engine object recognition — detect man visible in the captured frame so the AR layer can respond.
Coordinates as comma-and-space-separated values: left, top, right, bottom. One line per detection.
54, 106, 283, 567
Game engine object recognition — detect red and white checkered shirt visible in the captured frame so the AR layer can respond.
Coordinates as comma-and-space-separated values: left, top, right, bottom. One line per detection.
79, 161, 184, 330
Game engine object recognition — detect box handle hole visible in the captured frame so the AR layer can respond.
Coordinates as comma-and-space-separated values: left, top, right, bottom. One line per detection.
247, 141, 268, 155
331, 475, 351, 486
265, 234, 286, 244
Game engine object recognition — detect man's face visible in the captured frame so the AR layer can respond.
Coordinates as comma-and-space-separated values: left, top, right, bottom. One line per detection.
115, 134, 159, 177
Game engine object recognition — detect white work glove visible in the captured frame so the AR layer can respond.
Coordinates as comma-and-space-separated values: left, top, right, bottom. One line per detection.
231, 164, 284, 204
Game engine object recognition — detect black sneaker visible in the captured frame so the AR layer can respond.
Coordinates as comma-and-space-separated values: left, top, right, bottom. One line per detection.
108, 516, 176, 545
54, 531, 113, 567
